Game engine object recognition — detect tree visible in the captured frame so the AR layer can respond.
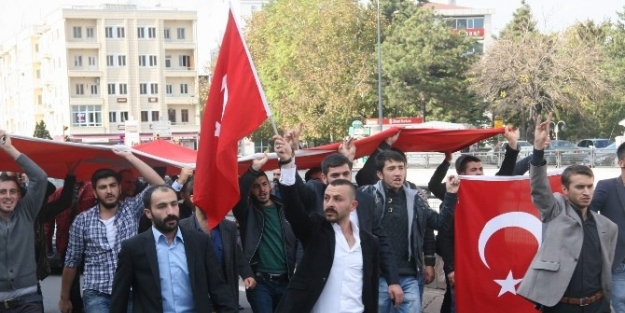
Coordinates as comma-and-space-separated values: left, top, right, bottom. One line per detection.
381, 5, 479, 123
245, 0, 377, 141
498, 0, 536, 39
33, 120, 52, 139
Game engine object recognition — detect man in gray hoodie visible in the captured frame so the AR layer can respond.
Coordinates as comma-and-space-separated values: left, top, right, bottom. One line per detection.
0, 131, 49, 312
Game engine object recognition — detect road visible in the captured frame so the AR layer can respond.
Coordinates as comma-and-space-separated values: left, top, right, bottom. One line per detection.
40, 272, 253, 313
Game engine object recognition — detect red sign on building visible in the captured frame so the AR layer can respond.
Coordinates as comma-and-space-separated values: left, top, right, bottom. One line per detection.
452, 28, 485, 38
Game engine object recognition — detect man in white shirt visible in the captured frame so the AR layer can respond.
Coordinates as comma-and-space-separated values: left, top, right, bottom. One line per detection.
272, 137, 380, 313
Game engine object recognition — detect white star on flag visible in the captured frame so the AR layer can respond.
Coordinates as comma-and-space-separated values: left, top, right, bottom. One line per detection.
493, 271, 523, 297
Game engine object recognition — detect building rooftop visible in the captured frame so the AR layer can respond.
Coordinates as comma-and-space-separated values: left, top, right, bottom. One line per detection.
423, 3, 472, 10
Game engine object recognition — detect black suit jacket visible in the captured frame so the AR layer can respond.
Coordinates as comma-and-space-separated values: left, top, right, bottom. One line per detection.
276, 183, 379, 313
299, 177, 399, 284
110, 227, 237, 313
179, 216, 254, 306
591, 176, 625, 271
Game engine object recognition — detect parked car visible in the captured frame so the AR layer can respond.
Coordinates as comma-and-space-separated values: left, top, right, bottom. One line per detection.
545, 140, 590, 166
577, 138, 612, 149
485, 141, 532, 164
582, 142, 618, 167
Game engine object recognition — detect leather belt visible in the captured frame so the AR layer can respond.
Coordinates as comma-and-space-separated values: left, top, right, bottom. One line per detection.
255, 272, 288, 282
560, 291, 603, 306
1, 293, 42, 310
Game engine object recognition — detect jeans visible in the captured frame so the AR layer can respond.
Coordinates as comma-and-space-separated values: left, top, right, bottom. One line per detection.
613, 263, 625, 313
245, 277, 288, 313
379, 276, 421, 313
83, 290, 132, 313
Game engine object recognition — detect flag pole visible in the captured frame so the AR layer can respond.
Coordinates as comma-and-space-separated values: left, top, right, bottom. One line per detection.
228, 2, 279, 137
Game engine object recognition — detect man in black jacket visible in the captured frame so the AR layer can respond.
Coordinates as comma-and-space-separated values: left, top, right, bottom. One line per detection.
275, 139, 380, 312
428, 126, 519, 313
232, 155, 297, 313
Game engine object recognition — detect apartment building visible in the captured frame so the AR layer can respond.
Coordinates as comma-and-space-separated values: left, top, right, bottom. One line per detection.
0, 4, 199, 147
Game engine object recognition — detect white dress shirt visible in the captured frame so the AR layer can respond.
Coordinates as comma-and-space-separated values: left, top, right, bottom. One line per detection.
311, 223, 365, 313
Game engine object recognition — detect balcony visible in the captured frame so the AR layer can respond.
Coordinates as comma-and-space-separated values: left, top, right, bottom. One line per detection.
66, 39, 100, 50
163, 40, 195, 50
165, 67, 197, 77
69, 96, 104, 105
165, 94, 196, 105
68, 67, 101, 77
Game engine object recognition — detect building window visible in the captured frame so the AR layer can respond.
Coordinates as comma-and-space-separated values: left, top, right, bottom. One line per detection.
117, 27, 125, 38
74, 55, 83, 67
119, 83, 127, 95
149, 55, 157, 66
150, 83, 158, 94
105, 27, 113, 38
181, 109, 189, 123
86, 27, 94, 38
177, 28, 185, 39
168, 109, 176, 123
71, 105, 102, 127
120, 111, 129, 122
138, 55, 147, 67
137, 27, 145, 38
73, 27, 82, 39
36, 69, 41, 78
148, 27, 156, 38
151, 111, 160, 121
107, 55, 114, 66
75, 84, 84, 95
165, 56, 171, 68
34, 44, 39, 52
90, 84, 99, 95
164, 28, 170, 39
88, 56, 96, 66
118, 55, 126, 66
37, 95, 42, 105
179, 55, 191, 68
109, 111, 117, 123
180, 84, 188, 94
108, 83, 116, 95
140, 83, 148, 95
141, 111, 149, 122
166, 84, 173, 95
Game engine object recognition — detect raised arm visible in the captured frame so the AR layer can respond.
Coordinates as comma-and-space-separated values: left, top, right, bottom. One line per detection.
425, 175, 459, 231
529, 113, 560, 222
112, 149, 164, 185
355, 132, 399, 186
428, 152, 452, 201
0, 132, 48, 220
232, 155, 268, 223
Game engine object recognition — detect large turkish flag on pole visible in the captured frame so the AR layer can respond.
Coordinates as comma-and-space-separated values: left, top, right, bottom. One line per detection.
194, 8, 270, 229
455, 173, 561, 313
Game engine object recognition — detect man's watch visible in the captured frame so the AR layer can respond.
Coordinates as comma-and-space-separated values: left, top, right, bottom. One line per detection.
278, 157, 292, 166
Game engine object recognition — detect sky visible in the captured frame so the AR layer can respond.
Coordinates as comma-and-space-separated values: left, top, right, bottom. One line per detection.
0, 0, 622, 71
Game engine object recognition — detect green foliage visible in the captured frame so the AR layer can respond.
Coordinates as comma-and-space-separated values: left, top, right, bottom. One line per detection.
381, 5, 478, 123
498, 0, 536, 39
33, 120, 52, 139
246, 0, 377, 141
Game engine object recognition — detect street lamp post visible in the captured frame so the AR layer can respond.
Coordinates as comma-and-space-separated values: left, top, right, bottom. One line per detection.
550, 121, 566, 140
376, 0, 383, 131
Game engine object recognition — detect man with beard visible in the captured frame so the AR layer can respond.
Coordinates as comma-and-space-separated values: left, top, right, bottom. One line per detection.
233, 155, 297, 313
110, 185, 237, 313
58, 150, 165, 313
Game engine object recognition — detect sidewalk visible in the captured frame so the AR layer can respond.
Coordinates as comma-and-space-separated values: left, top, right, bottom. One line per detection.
423, 287, 446, 313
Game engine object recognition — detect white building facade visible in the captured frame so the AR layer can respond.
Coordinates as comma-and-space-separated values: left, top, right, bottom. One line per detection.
0, 4, 199, 147
425, 1, 494, 53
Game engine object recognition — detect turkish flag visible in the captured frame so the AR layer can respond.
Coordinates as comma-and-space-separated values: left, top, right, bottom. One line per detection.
455, 173, 561, 313
194, 8, 269, 229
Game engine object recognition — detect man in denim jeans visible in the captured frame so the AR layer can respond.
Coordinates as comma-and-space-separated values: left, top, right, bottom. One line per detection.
58, 150, 164, 313
591, 142, 625, 313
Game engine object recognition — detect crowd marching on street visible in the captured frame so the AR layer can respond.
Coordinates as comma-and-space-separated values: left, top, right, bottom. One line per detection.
1, 112, 625, 313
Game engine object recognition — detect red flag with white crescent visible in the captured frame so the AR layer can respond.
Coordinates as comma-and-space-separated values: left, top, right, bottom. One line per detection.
455, 173, 561, 313
194, 7, 270, 229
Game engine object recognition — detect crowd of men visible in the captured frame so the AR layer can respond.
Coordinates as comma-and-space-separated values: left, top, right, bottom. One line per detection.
1, 112, 625, 313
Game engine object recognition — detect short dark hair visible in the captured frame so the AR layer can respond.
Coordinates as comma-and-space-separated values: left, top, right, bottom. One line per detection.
561, 165, 594, 188
327, 179, 356, 200
0, 173, 20, 190
142, 184, 176, 209
375, 150, 406, 172
321, 153, 353, 175
182, 178, 194, 195
91, 168, 119, 187
117, 169, 133, 178
455, 155, 482, 174
617, 142, 625, 162
305, 167, 322, 182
